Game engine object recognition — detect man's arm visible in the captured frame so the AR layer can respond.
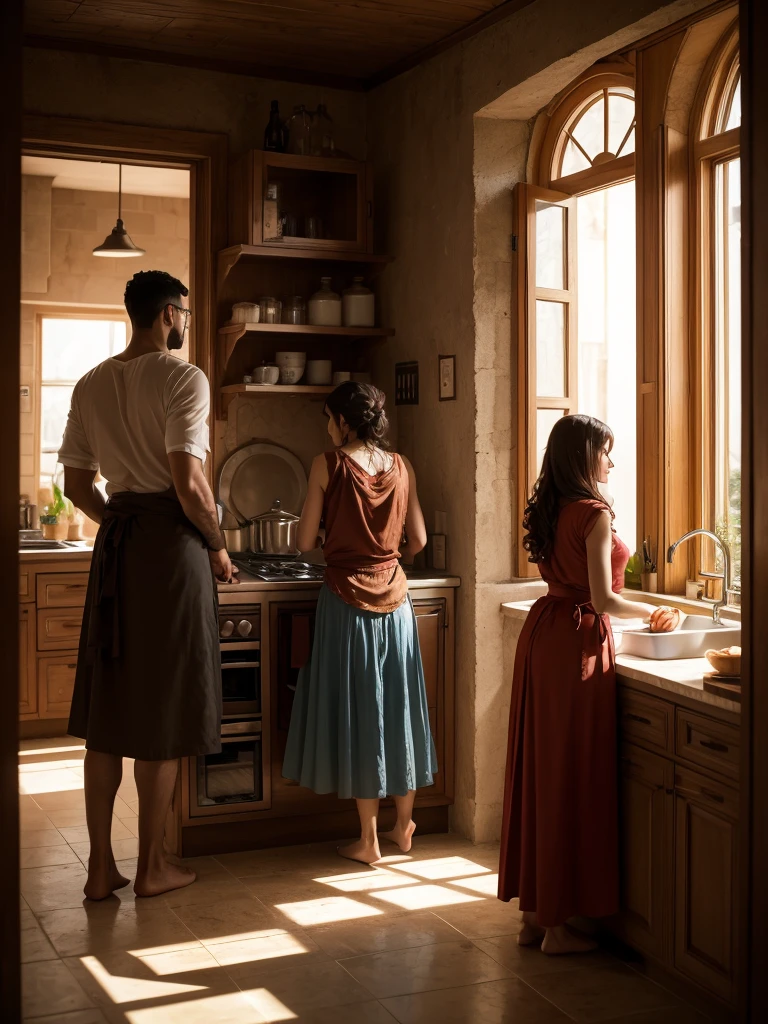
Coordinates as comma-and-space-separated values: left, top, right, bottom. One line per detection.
168, 452, 237, 583
63, 467, 106, 525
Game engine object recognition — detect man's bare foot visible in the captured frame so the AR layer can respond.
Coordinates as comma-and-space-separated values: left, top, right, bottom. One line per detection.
542, 925, 598, 955
84, 861, 130, 901
337, 838, 381, 864
518, 911, 545, 946
134, 861, 196, 898
380, 819, 416, 853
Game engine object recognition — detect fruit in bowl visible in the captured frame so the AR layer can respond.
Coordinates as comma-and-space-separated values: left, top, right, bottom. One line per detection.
705, 645, 741, 676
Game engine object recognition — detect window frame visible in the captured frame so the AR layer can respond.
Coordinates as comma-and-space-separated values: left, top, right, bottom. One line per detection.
34, 306, 129, 490
693, 25, 741, 583
516, 69, 636, 576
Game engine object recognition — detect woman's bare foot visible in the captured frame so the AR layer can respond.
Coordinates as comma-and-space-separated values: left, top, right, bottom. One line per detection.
541, 925, 598, 955
338, 838, 381, 864
84, 860, 131, 901
134, 861, 196, 898
380, 819, 416, 853
517, 911, 545, 946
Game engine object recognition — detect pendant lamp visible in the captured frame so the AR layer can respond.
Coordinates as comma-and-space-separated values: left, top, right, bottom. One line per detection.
92, 164, 146, 257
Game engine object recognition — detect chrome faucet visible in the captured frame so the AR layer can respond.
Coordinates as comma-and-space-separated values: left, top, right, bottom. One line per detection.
667, 529, 731, 625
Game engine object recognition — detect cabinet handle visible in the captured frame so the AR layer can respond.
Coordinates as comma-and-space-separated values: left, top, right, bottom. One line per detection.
67, 664, 77, 670
621, 757, 642, 770
625, 713, 652, 725
699, 739, 729, 753
367, 200, 373, 218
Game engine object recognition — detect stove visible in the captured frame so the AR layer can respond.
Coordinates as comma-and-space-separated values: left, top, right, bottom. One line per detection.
231, 557, 326, 583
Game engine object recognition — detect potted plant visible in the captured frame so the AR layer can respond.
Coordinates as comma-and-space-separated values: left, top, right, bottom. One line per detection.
39, 483, 72, 541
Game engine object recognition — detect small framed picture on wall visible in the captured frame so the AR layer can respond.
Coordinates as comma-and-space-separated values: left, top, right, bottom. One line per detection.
438, 355, 456, 401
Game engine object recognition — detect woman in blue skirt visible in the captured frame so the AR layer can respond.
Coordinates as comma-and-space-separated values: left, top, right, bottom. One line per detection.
283, 381, 437, 863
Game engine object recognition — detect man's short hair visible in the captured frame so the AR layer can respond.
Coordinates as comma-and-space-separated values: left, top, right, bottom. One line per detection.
124, 270, 188, 328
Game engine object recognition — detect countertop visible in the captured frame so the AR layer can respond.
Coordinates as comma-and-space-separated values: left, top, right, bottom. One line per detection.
18, 544, 460, 592
501, 598, 740, 715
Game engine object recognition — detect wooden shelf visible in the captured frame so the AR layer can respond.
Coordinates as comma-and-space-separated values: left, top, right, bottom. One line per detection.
221, 383, 333, 409
218, 244, 392, 286
222, 322, 394, 338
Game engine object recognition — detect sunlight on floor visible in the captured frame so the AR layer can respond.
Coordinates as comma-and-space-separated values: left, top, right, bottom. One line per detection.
19, 736, 695, 1023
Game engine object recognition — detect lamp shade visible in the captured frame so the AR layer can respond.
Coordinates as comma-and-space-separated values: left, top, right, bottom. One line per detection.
92, 218, 146, 257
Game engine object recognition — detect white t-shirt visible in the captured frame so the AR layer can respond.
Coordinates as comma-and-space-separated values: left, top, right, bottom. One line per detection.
58, 352, 210, 495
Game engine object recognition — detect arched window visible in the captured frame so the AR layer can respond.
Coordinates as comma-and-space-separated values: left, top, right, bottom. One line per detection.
695, 25, 741, 586
535, 68, 636, 192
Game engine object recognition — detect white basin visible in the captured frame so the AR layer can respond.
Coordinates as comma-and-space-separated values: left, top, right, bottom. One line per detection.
612, 614, 741, 661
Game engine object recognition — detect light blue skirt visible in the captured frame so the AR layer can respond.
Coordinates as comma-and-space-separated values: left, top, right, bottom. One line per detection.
282, 585, 438, 800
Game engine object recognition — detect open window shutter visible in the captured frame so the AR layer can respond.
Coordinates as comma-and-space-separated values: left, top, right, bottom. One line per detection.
513, 183, 578, 576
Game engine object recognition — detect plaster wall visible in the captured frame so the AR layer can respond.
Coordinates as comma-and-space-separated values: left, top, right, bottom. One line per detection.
23, 48, 367, 161
367, 0, 717, 840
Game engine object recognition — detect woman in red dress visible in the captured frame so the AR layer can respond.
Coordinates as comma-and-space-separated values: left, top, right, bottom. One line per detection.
498, 415, 680, 954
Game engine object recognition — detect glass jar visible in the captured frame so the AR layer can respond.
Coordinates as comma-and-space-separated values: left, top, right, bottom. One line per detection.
283, 296, 307, 325
308, 278, 342, 327
342, 277, 375, 327
286, 105, 312, 157
258, 297, 282, 324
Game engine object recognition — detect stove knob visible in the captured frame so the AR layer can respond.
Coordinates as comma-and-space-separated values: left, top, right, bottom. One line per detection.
237, 619, 253, 637
220, 620, 235, 638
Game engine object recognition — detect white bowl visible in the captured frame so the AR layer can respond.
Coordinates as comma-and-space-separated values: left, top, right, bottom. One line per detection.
279, 366, 305, 385
306, 360, 333, 385
275, 351, 307, 366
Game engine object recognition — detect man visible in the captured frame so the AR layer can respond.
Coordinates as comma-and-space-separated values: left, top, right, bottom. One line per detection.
60, 270, 236, 900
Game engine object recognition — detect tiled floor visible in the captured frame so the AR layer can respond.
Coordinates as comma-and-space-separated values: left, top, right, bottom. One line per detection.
18, 737, 709, 1023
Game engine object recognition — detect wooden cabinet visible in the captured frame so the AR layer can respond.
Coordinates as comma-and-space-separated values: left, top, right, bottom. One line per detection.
18, 560, 90, 730
614, 681, 740, 1013
615, 743, 673, 961
413, 598, 451, 799
674, 765, 739, 1004
37, 656, 78, 718
230, 150, 373, 253
19, 606, 37, 718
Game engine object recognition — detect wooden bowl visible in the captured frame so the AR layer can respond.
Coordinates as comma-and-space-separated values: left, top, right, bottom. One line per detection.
705, 647, 741, 677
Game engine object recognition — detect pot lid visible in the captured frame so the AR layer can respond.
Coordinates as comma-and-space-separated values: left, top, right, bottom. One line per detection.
250, 498, 300, 524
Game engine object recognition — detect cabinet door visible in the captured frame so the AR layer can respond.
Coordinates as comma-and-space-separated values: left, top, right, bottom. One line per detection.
674, 766, 739, 1004
615, 743, 673, 961
413, 598, 446, 797
19, 606, 37, 718
38, 655, 78, 718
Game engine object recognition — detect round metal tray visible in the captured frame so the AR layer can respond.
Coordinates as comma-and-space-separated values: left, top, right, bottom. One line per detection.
217, 442, 307, 524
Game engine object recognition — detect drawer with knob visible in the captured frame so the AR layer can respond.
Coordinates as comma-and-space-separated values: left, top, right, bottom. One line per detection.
38, 655, 78, 717
36, 573, 89, 608
675, 708, 739, 781
618, 688, 674, 754
37, 609, 83, 651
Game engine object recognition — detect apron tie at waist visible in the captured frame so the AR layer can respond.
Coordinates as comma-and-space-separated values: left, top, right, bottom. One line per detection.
546, 584, 609, 645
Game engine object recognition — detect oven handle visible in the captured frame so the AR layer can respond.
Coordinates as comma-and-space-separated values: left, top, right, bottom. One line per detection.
219, 641, 261, 651
221, 719, 262, 736
221, 661, 260, 670
220, 734, 260, 745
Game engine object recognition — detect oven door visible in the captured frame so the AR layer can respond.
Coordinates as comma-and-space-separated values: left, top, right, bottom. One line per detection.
220, 641, 261, 717
190, 718, 266, 816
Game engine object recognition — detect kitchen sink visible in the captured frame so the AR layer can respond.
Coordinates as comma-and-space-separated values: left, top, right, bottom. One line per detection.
612, 614, 741, 660
19, 539, 72, 550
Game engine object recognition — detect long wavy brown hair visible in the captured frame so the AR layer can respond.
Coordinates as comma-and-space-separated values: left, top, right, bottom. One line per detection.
523, 414, 614, 563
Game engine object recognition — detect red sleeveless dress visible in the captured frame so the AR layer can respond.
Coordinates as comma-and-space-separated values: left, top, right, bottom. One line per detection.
498, 499, 630, 926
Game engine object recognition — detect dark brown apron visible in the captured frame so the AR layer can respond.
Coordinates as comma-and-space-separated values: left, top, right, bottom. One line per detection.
68, 490, 221, 761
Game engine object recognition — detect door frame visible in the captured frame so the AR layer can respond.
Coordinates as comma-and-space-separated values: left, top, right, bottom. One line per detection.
21, 115, 227, 436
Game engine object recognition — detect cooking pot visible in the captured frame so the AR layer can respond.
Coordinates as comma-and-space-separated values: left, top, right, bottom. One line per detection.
249, 499, 300, 555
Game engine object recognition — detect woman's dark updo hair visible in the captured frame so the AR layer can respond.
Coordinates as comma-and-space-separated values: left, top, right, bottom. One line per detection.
523, 414, 614, 564
324, 381, 390, 449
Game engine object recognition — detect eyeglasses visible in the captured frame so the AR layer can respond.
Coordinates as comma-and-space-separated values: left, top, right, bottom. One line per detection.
169, 303, 192, 320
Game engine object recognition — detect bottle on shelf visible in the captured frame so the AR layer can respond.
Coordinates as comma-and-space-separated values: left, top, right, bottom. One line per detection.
310, 103, 335, 157
263, 100, 286, 152
342, 277, 374, 327
308, 277, 342, 327
286, 105, 312, 157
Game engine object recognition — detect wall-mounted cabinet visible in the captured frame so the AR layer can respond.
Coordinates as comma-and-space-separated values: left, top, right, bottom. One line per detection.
229, 151, 373, 253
